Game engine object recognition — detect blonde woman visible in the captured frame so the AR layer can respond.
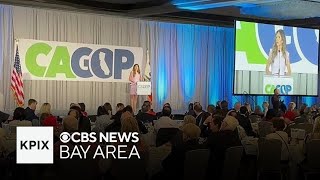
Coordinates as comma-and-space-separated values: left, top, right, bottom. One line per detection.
265, 29, 291, 76
129, 64, 142, 112
39, 103, 52, 116
181, 115, 196, 128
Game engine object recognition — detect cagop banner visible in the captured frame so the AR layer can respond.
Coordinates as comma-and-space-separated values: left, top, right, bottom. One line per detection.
18, 39, 143, 82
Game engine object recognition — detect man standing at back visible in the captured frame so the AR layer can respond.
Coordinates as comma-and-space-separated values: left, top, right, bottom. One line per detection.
25, 99, 38, 121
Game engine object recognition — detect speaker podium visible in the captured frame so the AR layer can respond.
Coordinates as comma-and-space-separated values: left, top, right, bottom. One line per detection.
137, 82, 151, 95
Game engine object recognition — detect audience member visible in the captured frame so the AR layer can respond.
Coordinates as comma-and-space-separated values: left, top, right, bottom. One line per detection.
9, 107, 32, 136
252, 105, 264, 117
186, 103, 196, 117
181, 115, 196, 127
136, 101, 157, 123
162, 123, 202, 179
154, 106, 178, 132
237, 106, 256, 136
244, 102, 252, 115
94, 105, 113, 134
70, 104, 91, 133
112, 103, 124, 120
206, 116, 241, 180
25, 99, 38, 121
266, 118, 289, 162
194, 104, 205, 126
79, 102, 88, 117
233, 102, 241, 113
262, 101, 269, 117
283, 102, 297, 123
220, 100, 229, 116
206, 104, 215, 115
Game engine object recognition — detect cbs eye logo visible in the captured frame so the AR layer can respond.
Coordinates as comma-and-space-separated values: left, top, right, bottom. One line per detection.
60, 132, 71, 143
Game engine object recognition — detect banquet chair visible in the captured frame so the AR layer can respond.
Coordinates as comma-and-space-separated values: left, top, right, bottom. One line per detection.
184, 149, 210, 180
221, 146, 244, 180
257, 138, 282, 180
286, 123, 313, 137
300, 140, 320, 180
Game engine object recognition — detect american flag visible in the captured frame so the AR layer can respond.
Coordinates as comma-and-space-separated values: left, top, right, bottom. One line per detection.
11, 45, 24, 107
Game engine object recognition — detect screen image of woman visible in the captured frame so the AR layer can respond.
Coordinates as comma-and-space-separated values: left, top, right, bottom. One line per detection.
129, 64, 142, 112
265, 29, 292, 76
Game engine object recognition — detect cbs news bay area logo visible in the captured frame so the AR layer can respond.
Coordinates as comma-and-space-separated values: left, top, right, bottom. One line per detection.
17, 127, 141, 164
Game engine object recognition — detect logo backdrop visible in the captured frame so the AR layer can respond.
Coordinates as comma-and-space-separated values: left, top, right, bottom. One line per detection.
18, 39, 143, 82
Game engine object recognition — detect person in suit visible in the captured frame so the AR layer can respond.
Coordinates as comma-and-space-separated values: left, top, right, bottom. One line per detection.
271, 88, 281, 115
236, 106, 256, 136
25, 99, 38, 121
195, 104, 210, 127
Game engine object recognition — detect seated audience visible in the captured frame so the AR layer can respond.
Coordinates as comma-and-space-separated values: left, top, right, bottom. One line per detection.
93, 105, 113, 134
35, 103, 52, 126
206, 116, 241, 180
244, 102, 252, 115
25, 99, 38, 121
186, 103, 196, 117
79, 102, 88, 117
156, 103, 171, 118
181, 115, 196, 127
262, 101, 269, 117
266, 118, 289, 162
207, 104, 215, 115
283, 102, 297, 123
221, 100, 229, 116
162, 123, 202, 179
194, 104, 205, 126
252, 105, 264, 117
112, 103, 124, 120
70, 104, 91, 133
9, 107, 32, 136
136, 101, 157, 123
237, 106, 256, 136
233, 102, 241, 113
154, 106, 178, 132
54, 115, 99, 179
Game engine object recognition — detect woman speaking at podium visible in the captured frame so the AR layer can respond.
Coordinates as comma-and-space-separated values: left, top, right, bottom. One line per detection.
265, 29, 292, 76
129, 64, 142, 113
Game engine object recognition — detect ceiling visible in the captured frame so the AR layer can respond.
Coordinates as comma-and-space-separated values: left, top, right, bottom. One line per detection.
1, 0, 320, 27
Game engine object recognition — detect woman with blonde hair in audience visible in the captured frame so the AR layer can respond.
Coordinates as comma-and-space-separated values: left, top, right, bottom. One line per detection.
181, 115, 196, 127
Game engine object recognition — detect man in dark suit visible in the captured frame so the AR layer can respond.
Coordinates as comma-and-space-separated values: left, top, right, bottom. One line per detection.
25, 99, 38, 121
271, 88, 281, 115
195, 104, 209, 126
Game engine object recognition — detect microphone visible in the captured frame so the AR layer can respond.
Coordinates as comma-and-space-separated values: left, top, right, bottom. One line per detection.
278, 50, 281, 76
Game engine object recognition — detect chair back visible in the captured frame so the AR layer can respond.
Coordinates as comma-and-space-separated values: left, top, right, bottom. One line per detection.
257, 138, 282, 172
287, 123, 313, 137
306, 140, 320, 169
221, 146, 244, 180
184, 149, 210, 180
156, 128, 179, 147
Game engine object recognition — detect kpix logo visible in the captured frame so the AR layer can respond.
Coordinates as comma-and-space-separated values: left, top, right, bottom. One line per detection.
17, 127, 53, 164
